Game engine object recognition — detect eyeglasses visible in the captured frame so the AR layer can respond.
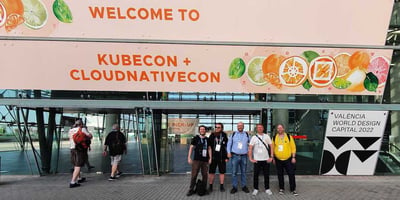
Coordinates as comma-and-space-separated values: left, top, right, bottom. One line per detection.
215, 127, 222, 128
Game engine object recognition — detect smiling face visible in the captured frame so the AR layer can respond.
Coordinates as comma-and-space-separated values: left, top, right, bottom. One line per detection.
277, 124, 285, 134
199, 126, 206, 136
237, 122, 244, 132
256, 124, 264, 134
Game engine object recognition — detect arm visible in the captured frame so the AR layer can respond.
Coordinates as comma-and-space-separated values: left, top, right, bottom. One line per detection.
268, 142, 274, 163
248, 145, 256, 163
208, 146, 212, 164
227, 135, 232, 158
188, 145, 194, 164
103, 144, 108, 156
290, 135, 296, 163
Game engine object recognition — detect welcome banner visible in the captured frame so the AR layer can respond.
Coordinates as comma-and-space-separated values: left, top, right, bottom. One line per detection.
0, 0, 393, 45
0, 40, 393, 95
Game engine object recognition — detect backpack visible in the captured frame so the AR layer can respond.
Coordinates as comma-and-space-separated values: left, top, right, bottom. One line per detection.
195, 179, 207, 196
73, 128, 88, 150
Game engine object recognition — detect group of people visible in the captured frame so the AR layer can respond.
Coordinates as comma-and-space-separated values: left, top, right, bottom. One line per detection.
68, 120, 127, 188
187, 122, 298, 196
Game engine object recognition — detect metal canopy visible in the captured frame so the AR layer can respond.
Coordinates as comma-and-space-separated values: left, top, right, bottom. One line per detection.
0, 99, 396, 112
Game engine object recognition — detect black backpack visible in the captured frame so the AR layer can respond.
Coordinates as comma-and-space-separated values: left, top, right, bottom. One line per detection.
195, 179, 207, 196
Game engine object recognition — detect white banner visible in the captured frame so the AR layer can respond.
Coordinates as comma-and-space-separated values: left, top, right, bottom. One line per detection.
168, 118, 199, 135
320, 110, 388, 175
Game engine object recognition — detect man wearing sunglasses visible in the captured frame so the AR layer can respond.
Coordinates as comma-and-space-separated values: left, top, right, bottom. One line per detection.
208, 123, 229, 192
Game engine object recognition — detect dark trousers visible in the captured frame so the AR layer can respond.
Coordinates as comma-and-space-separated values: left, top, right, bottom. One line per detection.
253, 161, 270, 190
275, 158, 296, 191
189, 160, 209, 191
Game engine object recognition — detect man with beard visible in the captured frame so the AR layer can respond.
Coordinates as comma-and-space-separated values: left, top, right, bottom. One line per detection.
208, 123, 228, 192
186, 125, 212, 196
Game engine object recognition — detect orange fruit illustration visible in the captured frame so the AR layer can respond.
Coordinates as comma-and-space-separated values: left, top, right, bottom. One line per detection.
334, 53, 351, 77
348, 51, 370, 71
367, 56, 390, 86
0, 0, 24, 31
262, 54, 285, 75
278, 56, 308, 87
264, 72, 283, 89
308, 56, 338, 87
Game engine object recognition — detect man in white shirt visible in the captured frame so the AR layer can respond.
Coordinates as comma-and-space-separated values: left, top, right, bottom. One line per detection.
248, 124, 274, 196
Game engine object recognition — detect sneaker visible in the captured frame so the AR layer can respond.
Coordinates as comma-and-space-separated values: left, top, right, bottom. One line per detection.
230, 187, 238, 194
242, 186, 250, 193
186, 190, 195, 196
69, 183, 81, 188
252, 189, 258, 196
108, 176, 117, 181
292, 191, 299, 196
266, 189, 273, 195
279, 189, 284, 195
116, 171, 123, 178
220, 185, 225, 192
77, 177, 86, 183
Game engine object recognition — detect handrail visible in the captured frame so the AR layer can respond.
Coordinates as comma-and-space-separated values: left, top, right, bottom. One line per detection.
389, 143, 400, 152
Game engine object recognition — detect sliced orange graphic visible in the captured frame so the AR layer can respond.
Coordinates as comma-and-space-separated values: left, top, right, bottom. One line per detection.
308, 56, 337, 87
0, 0, 24, 31
334, 53, 351, 77
0, 2, 6, 27
264, 72, 282, 89
278, 56, 308, 87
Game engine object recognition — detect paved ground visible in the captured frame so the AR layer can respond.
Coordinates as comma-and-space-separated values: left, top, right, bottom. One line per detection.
0, 173, 399, 200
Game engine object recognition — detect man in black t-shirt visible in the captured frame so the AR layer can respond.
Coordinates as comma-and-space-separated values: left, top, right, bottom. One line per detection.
103, 124, 127, 181
208, 123, 228, 192
186, 125, 212, 196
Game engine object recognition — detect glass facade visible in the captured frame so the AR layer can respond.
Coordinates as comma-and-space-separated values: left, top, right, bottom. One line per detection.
2, 1, 400, 176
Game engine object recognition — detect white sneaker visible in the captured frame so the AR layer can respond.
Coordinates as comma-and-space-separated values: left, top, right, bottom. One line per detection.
266, 189, 273, 195
252, 189, 258, 196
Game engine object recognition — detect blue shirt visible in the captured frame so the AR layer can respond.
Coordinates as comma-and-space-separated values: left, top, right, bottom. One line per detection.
227, 131, 249, 155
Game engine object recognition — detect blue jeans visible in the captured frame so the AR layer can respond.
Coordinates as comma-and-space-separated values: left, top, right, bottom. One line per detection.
231, 154, 247, 189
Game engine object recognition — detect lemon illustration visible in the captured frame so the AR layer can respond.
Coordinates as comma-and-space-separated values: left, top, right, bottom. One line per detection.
22, 0, 48, 30
247, 57, 267, 85
332, 77, 351, 89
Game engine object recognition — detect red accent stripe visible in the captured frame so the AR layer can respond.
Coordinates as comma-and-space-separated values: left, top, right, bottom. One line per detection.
292, 135, 307, 139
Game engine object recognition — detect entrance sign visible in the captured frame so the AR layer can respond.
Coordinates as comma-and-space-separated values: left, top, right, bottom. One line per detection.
0, 0, 393, 46
0, 40, 392, 95
320, 110, 388, 175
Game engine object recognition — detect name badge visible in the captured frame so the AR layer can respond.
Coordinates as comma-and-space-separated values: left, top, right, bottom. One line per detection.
215, 144, 221, 152
202, 149, 207, 157
238, 142, 243, 149
278, 144, 284, 152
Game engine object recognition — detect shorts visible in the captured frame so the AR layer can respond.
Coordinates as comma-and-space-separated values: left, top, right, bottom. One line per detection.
209, 160, 226, 174
110, 154, 122, 165
71, 149, 87, 167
